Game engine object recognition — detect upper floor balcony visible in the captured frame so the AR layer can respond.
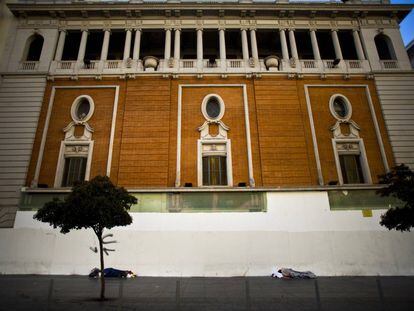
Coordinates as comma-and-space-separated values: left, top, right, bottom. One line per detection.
14, 26, 406, 77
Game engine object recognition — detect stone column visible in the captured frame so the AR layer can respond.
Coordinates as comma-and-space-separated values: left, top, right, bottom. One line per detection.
331, 29, 343, 60
310, 29, 321, 60
241, 29, 249, 62
174, 28, 181, 62
219, 28, 226, 69
353, 29, 365, 60
77, 29, 89, 61
132, 29, 141, 60
279, 29, 289, 61
123, 29, 132, 60
288, 29, 299, 60
54, 29, 66, 61
164, 28, 171, 61
197, 28, 203, 69
250, 28, 259, 64
100, 29, 111, 61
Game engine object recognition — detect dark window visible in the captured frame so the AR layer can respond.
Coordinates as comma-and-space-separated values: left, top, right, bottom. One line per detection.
62, 31, 82, 61
84, 31, 104, 61
226, 30, 243, 59
316, 31, 336, 59
62, 157, 87, 187
76, 98, 91, 120
338, 30, 358, 60
108, 30, 126, 60
375, 34, 396, 60
295, 30, 313, 60
332, 97, 349, 119
256, 30, 281, 59
140, 30, 165, 59
181, 30, 197, 59
206, 97, 221, 119
202, 156, 227, 186
339, 154, 364, 184
26, 35, 44, 61
203, 30, 220, 60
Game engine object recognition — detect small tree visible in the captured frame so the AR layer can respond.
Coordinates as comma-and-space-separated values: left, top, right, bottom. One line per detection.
377, 164, 414, 232
34, 175, 137, 300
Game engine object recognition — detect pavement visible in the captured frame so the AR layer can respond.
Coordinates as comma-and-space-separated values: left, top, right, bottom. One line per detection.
0, 275, 413, 311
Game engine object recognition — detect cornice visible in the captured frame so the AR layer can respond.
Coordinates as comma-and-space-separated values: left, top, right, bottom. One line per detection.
7, 3, 413, 21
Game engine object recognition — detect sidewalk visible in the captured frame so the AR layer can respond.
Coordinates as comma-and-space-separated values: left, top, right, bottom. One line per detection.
0, 275, 413, 311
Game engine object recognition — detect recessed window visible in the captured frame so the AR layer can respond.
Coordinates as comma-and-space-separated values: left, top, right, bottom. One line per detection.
329, 95, 352, 120
339, 154, 364, 184
201, 94, 225, 121
206, 97, 221, 119
71, 95, 94, 122
76, 99, 91, 120
202, 155, 228, 186
61, 157, 87, 187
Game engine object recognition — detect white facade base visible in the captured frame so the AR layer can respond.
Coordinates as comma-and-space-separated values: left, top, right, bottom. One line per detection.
1, 192, 413, 276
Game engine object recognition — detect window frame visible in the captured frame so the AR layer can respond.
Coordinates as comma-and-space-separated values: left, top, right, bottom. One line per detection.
329, 94, 352, 122
331, 138, 372, 185
197, 139, 233, 187
54, 140, 94, 188
71, 95, 95, 122
201, 94, 225, 122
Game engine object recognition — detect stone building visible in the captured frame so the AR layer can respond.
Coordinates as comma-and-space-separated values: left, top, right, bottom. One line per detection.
0, 0, 413, 276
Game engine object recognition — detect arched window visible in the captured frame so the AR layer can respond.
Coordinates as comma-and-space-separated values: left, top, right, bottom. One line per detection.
374, 34, 396, 60
23, 34, 44, 61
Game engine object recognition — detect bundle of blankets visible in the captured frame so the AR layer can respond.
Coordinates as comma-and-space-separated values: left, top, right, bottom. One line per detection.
89, 267, 137, 278
271, 268, 316, 279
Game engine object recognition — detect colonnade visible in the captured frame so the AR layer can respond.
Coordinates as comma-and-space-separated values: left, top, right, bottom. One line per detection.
53, 27, 367, 66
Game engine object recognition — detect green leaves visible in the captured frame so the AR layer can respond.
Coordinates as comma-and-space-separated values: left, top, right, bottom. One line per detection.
377, 164, 414, 232
33, 176, 137, 234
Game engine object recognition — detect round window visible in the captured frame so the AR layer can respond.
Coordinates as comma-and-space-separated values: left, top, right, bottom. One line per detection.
329, 95, 352, 120
206, 97, 221, 119
201, 94, 225, 121
71, 95, 94, 122
76, 98, 91, 121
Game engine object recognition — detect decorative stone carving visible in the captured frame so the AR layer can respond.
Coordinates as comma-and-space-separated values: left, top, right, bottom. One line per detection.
143, 56, 159, 70
264, 55, 280, 70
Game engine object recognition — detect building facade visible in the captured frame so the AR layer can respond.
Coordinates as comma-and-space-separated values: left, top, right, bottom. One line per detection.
0, 0, 413, 276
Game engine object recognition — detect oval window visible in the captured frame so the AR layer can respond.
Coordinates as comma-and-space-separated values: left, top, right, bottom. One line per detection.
330, 95, 351, 120
76, 98, 91, 121
71, 95, 94, 122
206, 97, 221, 119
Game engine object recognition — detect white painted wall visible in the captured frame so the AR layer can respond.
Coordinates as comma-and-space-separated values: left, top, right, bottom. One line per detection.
1, 192, 413, 276
0, 76, 47, 227
375, 73, 414, 168
360, 27, 411, 71
7, 27, 58, 72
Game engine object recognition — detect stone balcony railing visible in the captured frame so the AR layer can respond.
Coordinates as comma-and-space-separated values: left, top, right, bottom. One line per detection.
46, 58, 385, 76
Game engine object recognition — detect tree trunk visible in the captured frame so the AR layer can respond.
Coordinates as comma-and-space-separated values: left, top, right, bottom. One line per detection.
98, 235, 105, 300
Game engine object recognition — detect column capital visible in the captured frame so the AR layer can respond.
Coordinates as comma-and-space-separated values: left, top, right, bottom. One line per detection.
164, 27, 172, 32
174, 27, 181, 32
58, 28, 67, 33
80, 28, 89, 33
125, 28, 133, 32
134, 27, 142, 32
249, 27, 256, 32
331, 28, 339, 32
218, 26, 226, 31
103, 28, 111, 33
240, 27, 249, 32
196, 27, 203, 32
279, 28, 287, 32
309, 28, 317, 32
288, 28, 295, 32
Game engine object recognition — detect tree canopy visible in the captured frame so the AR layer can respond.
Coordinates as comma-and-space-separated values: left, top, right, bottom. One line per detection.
377, 164, 414, 232
34, 175, 136, 235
